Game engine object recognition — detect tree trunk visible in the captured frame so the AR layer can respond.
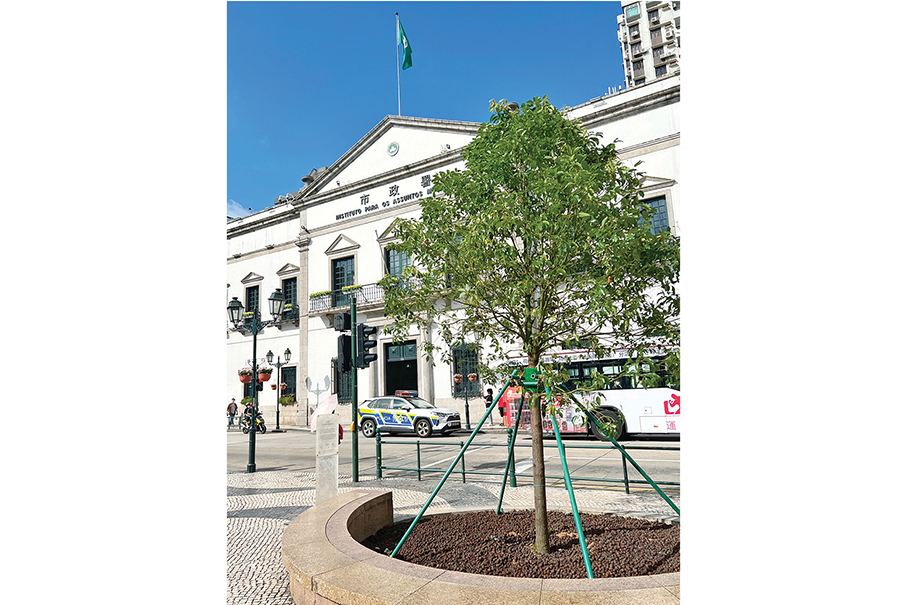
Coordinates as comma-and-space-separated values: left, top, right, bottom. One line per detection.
527, 360, 550, 555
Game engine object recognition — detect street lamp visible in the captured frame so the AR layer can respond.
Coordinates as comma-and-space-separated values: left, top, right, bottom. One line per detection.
227, 288, 285, 473
266, 347, 291, 432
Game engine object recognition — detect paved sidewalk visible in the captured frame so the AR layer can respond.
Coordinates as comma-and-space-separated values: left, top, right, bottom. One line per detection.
226, 469, 680, 605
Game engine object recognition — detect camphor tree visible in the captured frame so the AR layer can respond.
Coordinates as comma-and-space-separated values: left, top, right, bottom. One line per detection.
379, 97, 680, 555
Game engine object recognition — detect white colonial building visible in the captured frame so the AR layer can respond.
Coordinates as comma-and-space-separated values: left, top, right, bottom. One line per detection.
226, 74, 680, 429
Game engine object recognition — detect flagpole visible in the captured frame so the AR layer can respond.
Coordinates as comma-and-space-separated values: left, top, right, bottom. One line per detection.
396, 12, 401, 116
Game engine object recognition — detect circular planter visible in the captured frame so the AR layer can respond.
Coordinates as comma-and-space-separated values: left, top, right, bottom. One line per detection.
258, 373, 272, 382
271, 384, 278, 390
239, 374, 253, 384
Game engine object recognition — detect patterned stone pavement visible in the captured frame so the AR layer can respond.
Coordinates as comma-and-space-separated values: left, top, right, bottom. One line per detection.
226, 470, 680, 605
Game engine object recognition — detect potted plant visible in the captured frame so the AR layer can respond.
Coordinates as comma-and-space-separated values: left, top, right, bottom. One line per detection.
270, 383, 278, 390
278, 395, 295, 405
238, 368, 253, 384
258, 366, 273, 381
468, 373, 478, 383
453, 374, 463, 384
280, 382, 287, 391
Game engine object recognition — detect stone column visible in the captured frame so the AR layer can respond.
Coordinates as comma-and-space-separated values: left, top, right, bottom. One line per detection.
315, 414, 340, 504
296, 228, 311, 426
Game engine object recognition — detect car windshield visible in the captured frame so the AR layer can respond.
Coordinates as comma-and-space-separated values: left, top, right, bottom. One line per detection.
404, 397, 435, 409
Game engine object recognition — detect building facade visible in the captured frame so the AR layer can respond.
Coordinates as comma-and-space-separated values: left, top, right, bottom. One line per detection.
226, 74, 680, 429
617, 1, 681, 88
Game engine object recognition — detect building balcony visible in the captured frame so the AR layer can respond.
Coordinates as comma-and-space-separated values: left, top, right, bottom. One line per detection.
308, 282, 389, 315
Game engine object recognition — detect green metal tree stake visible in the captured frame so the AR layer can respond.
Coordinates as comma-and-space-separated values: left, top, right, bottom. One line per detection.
571, 393, 679, 516
389, 372, 517, 558
549, 387, 594, 579
496, 390, 526, 514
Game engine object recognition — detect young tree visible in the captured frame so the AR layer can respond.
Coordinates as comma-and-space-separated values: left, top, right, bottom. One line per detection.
380, 97, 679, 554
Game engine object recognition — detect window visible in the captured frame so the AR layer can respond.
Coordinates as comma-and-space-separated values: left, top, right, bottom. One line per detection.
281, 366, 297, 399
655, 65, 667, 77
640, 195, 670, 234
650, 27, 663, 45
385, 247, 410, 277
282, 277, 298, 319
371, 398, 391, 409
451, 344, 482, 398
244, 285, 259, 327
653, 46, 664, 60
331, 256, 355, 307
648, 10, 659, 23
633, 60, 644, 72
625, 3, 639, 19
332, 357, 352, 403
629, 23, 639, 38
631, 42, 642, 55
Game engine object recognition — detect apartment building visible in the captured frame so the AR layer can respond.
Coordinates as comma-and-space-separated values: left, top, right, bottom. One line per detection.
617, 1, 681, 88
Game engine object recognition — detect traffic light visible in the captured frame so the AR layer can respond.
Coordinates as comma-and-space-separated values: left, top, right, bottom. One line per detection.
356, 324, 378, 368
334, 312, 351, 332
337, 334, 352, 372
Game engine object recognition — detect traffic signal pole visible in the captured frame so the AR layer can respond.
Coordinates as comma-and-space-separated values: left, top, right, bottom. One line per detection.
351, 296, 359, 482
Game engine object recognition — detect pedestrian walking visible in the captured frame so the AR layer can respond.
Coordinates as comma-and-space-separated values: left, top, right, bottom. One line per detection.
484, 388, 494, 426
227, 398, 238, 427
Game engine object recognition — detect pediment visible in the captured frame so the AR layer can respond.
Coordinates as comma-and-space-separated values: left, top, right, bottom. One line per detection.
640, 175, 676, 193
297, 116, 480, 200
241, 272, 264, 284
325, 234, 360, 255
377, 218, 404, 243
277, 263, 300, 276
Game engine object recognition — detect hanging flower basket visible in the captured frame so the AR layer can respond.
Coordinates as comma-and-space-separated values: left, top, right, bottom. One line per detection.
468, 373, 478, 383
258, 367, 273, 382
238, 369, 253, 384
453, 374, 463, 384
270, 383, 278, 390
280, 382, 287, 391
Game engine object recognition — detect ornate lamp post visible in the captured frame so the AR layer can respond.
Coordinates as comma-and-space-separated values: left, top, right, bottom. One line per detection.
227, 288, 285, 473
266, 347, 291, 432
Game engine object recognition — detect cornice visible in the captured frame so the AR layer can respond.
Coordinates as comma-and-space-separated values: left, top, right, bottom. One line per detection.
577, 84, 680, 130
227, 206, 298, 239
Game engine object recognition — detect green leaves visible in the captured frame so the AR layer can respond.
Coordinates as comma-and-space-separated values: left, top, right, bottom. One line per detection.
382, 96, 679, 382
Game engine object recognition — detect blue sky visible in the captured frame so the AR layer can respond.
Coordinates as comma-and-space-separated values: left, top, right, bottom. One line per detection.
228, 1, 626, 217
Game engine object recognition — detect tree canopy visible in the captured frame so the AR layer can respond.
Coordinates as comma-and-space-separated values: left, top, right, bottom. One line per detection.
381, 97, 679, 376
379, 96, 680, 554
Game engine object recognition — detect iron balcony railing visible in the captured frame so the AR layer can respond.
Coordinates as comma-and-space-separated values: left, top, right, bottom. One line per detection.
308, 278, 424, 313
309, 282, 388, 313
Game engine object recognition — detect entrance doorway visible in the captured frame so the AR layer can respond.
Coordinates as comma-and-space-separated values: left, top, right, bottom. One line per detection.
385, 340, 418, 395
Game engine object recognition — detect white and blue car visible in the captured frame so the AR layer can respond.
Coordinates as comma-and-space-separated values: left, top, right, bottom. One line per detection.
358, 394, 461, 438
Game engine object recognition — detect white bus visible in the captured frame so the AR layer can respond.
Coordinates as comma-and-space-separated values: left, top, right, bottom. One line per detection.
498, 348, 680, 440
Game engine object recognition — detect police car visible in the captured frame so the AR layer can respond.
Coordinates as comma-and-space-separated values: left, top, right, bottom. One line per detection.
358, 391, 461, 438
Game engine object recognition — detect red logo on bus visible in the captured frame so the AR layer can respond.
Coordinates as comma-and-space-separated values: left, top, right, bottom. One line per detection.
664, 394, 680, 415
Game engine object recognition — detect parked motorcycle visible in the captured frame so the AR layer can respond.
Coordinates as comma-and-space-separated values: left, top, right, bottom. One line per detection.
240, 406, 267, 434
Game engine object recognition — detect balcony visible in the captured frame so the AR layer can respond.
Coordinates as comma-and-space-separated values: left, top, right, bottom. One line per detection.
278, 304, 300, 329
309, 282, 389, 315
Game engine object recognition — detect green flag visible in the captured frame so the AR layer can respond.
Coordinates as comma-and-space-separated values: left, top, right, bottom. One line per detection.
398, 18, 413, 70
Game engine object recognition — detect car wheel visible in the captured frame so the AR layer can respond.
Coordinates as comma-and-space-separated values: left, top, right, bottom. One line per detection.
361, 418, 377, 439
414, 418, 433, 438
588, 408, 624, 441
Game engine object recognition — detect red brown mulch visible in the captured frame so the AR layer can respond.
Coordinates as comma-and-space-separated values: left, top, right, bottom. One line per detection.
360, 509, 679, 579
